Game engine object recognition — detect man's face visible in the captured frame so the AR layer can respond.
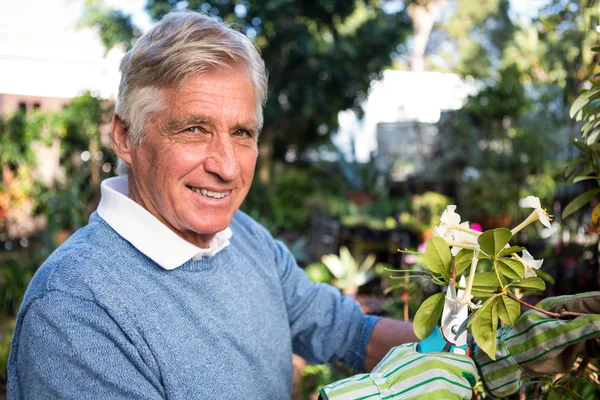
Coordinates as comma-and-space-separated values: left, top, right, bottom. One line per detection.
122, 66, 259, 248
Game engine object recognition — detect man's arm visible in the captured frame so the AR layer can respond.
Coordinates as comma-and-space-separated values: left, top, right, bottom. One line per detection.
9, 291, 164, 399
364, 317, 418, 371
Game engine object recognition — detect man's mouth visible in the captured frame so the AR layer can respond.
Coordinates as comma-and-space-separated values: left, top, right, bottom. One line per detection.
187, 186, 231, 199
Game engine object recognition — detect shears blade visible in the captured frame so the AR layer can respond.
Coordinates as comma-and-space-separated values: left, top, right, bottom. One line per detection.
440, 276, 468, 354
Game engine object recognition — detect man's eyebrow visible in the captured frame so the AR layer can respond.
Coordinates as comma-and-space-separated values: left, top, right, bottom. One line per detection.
164, 115, 260, 135
233, 122, 260, 134
165, 116, 210, 131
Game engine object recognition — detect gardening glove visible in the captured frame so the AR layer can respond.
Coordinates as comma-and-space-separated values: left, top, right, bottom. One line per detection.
319, 343, 478, 399
474, 291, 600, 398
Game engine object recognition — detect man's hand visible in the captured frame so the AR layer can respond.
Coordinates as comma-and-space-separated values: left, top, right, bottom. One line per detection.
320, 343, 478, 399
474, 292, 600, 397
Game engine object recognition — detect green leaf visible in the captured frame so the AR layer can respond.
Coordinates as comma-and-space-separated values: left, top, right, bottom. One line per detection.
570, 88, 600, 119
340, 246, 356, 275
470, 296, 498, 360
559, 386, 584, 400
581, 118, 600, 136
572, 139, 591, 155
496, 295, 520, 326
535, 268, 555, 285
589, 98, 600, 109
454, 249, 474, 276
471, 272, 502, 296
587, 128, 600, 145
509, 277, 546, 291
497, 258, 525, 280
478, 228, 512, 257
497, 246, 525, 257
413, 292, 446, 340
573, 175, 599, 183
564, 157, 586, 179
589, 142, 600, 152
472, 272, 500, 288
562, 188, 600, 219
424, 237, 451, 282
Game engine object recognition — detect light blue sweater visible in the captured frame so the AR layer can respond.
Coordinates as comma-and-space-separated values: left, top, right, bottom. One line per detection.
8, 211, 379, 399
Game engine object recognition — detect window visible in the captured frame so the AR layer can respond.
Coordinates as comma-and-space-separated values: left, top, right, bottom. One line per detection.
33, 102, 41, 110
18, 102, 27, 112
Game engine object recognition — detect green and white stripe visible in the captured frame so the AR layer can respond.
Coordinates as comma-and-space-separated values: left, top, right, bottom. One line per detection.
475, 292, 600, 397
320, 343, 477, 399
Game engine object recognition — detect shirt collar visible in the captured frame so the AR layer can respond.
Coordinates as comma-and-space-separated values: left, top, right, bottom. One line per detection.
96, 176, 232, 270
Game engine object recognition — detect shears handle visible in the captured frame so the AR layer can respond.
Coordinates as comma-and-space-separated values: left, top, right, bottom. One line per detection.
417, 326, 446, 353
417, 326, 470, 356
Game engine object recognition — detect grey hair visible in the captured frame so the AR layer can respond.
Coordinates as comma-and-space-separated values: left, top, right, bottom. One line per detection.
114, 10, 269, 175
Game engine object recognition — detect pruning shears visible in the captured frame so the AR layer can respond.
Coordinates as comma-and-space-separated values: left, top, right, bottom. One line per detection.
417, 277, 470, 356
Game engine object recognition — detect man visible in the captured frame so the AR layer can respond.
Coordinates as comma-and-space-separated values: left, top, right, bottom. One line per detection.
8, 10, 600, 400
7, 10, 430, 399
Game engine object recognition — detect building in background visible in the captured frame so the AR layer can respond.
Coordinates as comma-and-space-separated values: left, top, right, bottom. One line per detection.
336, 70, 478, 185
0, 1, 124, 116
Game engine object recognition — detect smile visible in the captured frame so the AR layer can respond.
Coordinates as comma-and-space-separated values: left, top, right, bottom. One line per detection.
188, 186, 231, 199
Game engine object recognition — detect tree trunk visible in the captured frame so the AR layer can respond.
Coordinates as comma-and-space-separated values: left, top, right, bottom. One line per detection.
407, 0, 446, 72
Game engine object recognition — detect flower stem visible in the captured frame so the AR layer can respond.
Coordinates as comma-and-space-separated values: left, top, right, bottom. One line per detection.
510, 210, 539, 236
460, 248, 480, 305
444, 240, 479, 251
446, 223, 482, 236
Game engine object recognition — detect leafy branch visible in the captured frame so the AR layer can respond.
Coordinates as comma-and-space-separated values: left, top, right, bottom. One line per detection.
392, 197, 557, 359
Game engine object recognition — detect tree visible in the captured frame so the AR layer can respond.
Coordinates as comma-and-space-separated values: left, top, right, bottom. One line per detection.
80, 0, 412, 183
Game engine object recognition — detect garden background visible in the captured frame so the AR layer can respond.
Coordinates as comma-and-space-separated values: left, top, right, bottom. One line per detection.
2, 0, 600, 398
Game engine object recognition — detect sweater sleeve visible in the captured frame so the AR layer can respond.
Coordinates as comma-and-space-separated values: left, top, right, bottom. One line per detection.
10, 291, 164, 400
271, 239, 380, 372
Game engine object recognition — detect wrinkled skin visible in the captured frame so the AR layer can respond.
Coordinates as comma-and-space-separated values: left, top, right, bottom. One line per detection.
112, 66, 259, 248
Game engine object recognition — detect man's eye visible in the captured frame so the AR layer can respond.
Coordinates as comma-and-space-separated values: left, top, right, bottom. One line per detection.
234, 130, 251, 137
184, 126, 200, 134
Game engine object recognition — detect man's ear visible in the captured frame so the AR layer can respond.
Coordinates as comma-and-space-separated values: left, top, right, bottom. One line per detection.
111, 114, 134, 164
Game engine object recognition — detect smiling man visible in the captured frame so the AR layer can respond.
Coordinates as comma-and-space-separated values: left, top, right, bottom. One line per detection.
113, 66, 259, 248
6, 10, 477, 400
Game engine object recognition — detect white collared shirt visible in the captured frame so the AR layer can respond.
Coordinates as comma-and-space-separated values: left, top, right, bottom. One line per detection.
96, 176, 232, 270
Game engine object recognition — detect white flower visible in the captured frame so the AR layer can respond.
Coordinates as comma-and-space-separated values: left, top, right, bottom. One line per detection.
435, 206, 480, 255
519, 196, 552, 228
440, 205, 461, 226
434, 206, 461, 241
450, 222, 478, 256
520, 249, 543, 278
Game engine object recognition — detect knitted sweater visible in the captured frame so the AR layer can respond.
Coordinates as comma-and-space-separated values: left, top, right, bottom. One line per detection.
8, 211, 379, 399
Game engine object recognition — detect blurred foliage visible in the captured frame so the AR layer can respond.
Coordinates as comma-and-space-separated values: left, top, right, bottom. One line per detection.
564, 46, 600, 229
80, 0, 141, 52
431, 0, 514, 78
241, 163, 346, 234
304, 261, 333, 284
398, 191, 452, 238
0, 93, 114, 383
320, 245, 381, 295
437, 62, 565, 226
0, 320, 13, 383
78, 0, 412, 182
298, 362, 353, 400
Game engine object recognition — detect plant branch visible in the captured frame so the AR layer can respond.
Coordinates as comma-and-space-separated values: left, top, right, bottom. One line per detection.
570, 357, 589, 378
492, 259, 505, 291
505, 292, 587, 318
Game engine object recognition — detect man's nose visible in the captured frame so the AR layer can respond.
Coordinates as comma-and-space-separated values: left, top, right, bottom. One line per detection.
203, 136, 241, 181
